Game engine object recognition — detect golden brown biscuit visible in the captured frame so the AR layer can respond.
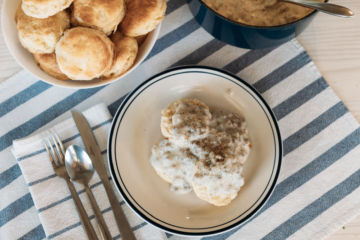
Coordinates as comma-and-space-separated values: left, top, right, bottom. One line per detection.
120, 0, 166, 37
71, 0, 126, 36
192, 182, 237, 206
16, 9, 70, 54
134, 34, 148, 46
15, 3, 22, 24
55, 27, 115, 80
22, 0, 74, 19
34, 53, 69, 80
101, 31, 138, 80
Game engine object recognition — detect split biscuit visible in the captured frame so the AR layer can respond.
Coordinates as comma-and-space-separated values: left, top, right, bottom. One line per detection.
22, 0, 74, 19
16, 8, 70, 54
55, 27, 114, 80
34, 53, 69, 80
101, 31, 138, 80
71, 0, 126, 36
120, 0, 166, 37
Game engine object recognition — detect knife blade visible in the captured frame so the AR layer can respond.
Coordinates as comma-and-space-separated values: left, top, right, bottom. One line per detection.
71, 109, 136, 240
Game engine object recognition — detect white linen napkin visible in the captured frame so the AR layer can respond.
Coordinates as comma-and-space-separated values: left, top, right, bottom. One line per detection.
11, 103, 167, 240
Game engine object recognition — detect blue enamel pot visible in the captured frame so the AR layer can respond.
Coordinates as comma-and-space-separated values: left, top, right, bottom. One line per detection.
187, 0, 329, 49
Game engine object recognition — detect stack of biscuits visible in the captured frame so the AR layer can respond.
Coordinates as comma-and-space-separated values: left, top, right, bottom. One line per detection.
15, 0, 167, 81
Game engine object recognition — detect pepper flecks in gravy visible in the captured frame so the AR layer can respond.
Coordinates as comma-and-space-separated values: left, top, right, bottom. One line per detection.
202, 0, 324, 27
150, 99, 251, 206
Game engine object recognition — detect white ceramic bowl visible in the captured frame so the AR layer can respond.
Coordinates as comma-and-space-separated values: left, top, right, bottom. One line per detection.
108, 66, 282, 236
1, 0, 161, 89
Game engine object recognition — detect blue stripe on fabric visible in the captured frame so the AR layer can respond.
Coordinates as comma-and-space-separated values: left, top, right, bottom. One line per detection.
113, 222, 148, 240
0, 193, 34, 228
0, 81, 51, 118
261, 128, 360, 215
27, 150, 108, 187
201, 128, 360, 240
170, 39, 227, 67
108, 94, 128, 116
272, 77, 328, 121
18, 224, 46, 240
166, 0, 186, 15
145, 18, 201, 61
107, 42, 276, 119
28, 174, 56, 187
0, 164, 22, 190
47, 205, 114, 239
17, 149, 46, 162
253, 51, 311, 94
0, 86, 106, 152
223, 47, 277, 74
38, 179, 108, 213
38, 195, 72, 213
263, 150, 360, 239
17, 119, 111, 162
283, 101, 348, 156
17, 179, 117, 240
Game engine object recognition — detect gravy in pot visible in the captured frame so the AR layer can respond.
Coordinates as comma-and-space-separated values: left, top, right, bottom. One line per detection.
202, 0, 324, 27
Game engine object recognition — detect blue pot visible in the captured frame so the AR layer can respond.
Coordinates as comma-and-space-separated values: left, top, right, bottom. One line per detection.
187, 0, 328, 49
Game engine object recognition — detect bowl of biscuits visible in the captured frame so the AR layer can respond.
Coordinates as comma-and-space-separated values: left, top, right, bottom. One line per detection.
2, 0, 166, 88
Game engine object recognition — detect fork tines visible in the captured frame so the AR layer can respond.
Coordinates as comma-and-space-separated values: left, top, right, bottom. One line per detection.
43, 131, 66, 167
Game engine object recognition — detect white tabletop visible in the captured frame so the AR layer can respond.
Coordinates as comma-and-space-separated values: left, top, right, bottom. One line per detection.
1, 0, 359, 239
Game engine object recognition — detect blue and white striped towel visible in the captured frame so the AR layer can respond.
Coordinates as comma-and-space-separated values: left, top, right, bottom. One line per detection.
11, 103, 167, 240
1, 0, 360, 239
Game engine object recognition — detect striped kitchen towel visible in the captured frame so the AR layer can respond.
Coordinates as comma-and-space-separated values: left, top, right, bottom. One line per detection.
11, 103, 167, 240
1, 0, 360, 239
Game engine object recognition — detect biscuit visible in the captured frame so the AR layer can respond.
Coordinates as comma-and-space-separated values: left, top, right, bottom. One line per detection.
160, 98, 211, 144
101, 31, 138, 80
192, 182, 237, 206
71, 0, 126, 36
134, 33, 148, 46
22, 0, 74, 19
155, 170, 172, 184
120, 0, 166, 37
55, 27, 114, 80
17, 9, 70, 54
34, 53, 69, 80
15, 3, 22, 24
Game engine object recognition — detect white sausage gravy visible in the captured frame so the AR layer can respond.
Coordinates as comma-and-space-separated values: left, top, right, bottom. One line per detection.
150, 99, 251, 206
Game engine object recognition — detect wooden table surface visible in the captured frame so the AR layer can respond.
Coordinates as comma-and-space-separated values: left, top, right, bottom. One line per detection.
297, 1, 360, 239
1, 0, 360, 239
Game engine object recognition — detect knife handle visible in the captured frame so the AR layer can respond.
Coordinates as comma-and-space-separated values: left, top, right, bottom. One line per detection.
102, 179, 136, 240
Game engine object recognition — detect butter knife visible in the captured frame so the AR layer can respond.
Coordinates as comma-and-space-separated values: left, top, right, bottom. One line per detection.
71, 110, 136, 240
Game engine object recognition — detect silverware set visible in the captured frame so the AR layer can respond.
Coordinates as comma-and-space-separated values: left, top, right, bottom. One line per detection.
42, 110, 136, 240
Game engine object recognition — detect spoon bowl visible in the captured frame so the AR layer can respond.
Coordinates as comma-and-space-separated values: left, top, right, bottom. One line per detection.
65, 145, 113, 240
65, 145, 94, 185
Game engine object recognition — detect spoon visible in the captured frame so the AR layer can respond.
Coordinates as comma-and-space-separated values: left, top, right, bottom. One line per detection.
279, 0, 354, 18
65, 145, 112, 240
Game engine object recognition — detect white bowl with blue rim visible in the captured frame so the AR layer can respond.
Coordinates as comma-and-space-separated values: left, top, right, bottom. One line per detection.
108, 66, 282, 236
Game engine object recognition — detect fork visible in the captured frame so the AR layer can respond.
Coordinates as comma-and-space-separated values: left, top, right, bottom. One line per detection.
43, 132, 99, 240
